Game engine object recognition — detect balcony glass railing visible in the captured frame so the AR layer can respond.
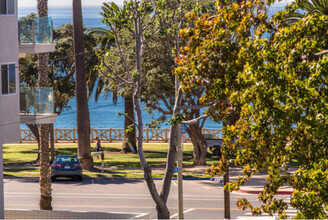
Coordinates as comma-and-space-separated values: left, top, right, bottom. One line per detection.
18, 17, 54, 44
20, 87, 54, 115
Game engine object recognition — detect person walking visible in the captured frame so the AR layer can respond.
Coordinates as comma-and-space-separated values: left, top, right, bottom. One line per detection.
95, 136, 101, 152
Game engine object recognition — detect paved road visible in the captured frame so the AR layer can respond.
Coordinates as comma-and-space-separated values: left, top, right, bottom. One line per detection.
4, 177, 289, 219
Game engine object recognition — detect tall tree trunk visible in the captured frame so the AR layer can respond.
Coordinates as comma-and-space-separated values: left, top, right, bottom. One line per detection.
72, 0, 93, 169
155, 87, 183, 219
188, 124, 207, 165
156, 123, 179, 219
223, 110, 240, 219
38, 53, 52, 210
50, 124, 55, 163
37, 1, 52, 209
122, 95, 136, 153
39, 124, 52, 210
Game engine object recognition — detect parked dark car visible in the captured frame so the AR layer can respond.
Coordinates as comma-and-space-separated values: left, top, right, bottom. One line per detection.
51, 155, 83, 181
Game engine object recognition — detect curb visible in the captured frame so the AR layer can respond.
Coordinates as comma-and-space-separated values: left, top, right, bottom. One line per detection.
4, 176, 212, 181
236, 189, 293, 195
210, 177, 293, 195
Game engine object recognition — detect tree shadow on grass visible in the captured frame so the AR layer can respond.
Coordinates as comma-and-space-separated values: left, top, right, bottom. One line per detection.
4, 160, 39, 166
143, 151, 168, 158
55, 148, 78, 156
19, 150, 38, 155
102, 147, 121, 153
104, 161, 141, 167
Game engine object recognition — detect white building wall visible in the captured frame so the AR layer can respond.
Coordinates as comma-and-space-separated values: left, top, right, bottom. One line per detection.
0, 143, 3, 219
0, 1, 20, 218
0, 0, 20, 144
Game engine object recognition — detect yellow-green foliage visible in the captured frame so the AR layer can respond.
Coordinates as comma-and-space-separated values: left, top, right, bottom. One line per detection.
175, 0, 328, 218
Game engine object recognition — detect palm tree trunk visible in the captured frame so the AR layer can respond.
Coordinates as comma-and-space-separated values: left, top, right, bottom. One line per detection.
39, 124, 52, 210
38, 53, 52, 210
50, 124, 55, 163
72, 0, 93, 169
37, 0, 52, 210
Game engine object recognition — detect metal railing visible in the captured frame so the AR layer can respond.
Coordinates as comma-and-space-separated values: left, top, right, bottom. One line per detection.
20, 87, 54, 115
20, 128, 223, 143
18, 17, 54, 45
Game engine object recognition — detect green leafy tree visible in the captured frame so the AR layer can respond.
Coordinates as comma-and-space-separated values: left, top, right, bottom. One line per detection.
140, 0, 218, 165
96, 1, 184, 218
175, 0, 328, 218
19, 18, 99, 165
87, 10, 137, 153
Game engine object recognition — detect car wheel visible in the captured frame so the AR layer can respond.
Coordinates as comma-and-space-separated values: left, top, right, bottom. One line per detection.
213, 148, 221, 157
51, 176, 56, 181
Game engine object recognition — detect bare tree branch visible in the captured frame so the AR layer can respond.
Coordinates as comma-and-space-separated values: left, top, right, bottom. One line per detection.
181, 115, 209, 125
302, 49, 328, 60
200, 117, 207, 129
101, 56, 132, 84
142, 7, 159, 32
119, 113, 139, 129
98, 67, 129, 85
177, 104, 210, 110
111, 24, 133, 81
146, 103, 173, 115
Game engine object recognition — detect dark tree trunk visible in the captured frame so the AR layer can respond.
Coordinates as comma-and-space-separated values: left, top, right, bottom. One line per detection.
156, 205, 170, 219
27, 124, 40, 161
122, 95, 137, 153
72, 0, 93, 169
155, 123, 179, 219
223, 110, 240, 219
50, 124, 54, 163
39, 124, 52, 210
187, 124, 207, 165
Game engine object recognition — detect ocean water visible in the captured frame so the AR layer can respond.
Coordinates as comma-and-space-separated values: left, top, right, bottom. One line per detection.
18, 3, 287, 129
18, 6, 107, 29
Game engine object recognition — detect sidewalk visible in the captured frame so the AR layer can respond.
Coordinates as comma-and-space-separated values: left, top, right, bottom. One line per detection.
142, 165, 294, 195
207, 166, 295, 195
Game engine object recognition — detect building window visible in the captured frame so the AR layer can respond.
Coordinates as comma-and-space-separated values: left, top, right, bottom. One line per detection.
1, 64, 16, 95
0, 0, 15, 15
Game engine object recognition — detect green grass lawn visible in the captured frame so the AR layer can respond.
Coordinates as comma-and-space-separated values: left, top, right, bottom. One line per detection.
3, 142, 219, 178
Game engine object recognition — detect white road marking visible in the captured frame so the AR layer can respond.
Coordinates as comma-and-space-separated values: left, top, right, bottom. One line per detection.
170, 208, 195, 219
172, 181, 177, 186
133, 213, 150, 219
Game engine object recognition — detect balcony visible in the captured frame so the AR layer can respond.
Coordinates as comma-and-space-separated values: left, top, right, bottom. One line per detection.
18, 17, 56, 56
20, 87, 57, 124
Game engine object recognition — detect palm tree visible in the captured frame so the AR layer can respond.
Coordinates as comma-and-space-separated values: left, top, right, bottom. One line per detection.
86, 28, 115, 51
36, 0, 52, 210
285, 0, 328, 24
72, 0, 93, 169
87, 4, 137, 153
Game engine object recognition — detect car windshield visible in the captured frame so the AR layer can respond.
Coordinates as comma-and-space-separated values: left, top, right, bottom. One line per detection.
55, 156, 78, 163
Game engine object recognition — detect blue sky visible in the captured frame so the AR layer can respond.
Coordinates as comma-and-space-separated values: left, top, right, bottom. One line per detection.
18, 0, 124, 7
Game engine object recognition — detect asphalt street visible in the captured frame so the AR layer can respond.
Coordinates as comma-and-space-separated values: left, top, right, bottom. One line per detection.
4, 177, 290, 219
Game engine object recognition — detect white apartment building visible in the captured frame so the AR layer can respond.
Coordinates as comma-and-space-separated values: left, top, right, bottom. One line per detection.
0, 0, 56, 217
0, 0, 20, 216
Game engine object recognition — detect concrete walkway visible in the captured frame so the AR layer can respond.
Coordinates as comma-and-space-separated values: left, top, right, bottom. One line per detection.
207, 166, 295, 195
